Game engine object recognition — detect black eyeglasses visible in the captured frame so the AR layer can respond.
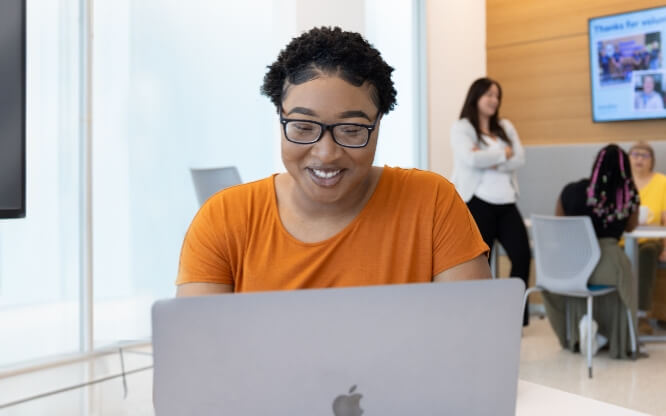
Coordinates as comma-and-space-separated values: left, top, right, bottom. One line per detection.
279, 111, 380, 148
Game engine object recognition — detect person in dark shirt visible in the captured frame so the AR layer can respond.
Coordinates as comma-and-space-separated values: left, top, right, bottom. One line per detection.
599, 43, 622, 82
648, 41, 661, 70
599, 50, 612, 80
631, 48, 649, 71
543, 144, 640, 359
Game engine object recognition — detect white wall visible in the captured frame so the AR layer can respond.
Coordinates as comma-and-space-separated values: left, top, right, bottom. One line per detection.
426, 0, 486, 177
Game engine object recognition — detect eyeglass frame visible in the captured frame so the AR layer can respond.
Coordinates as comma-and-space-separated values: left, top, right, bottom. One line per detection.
279, 108, 381, 149
629, 150, 652, 159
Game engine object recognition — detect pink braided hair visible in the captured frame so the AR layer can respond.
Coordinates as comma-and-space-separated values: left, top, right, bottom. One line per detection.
585, 145, 639, 227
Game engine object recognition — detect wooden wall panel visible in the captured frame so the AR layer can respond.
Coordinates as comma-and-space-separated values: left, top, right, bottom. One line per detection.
487, 0, 666, 146
487, 0, 666, 47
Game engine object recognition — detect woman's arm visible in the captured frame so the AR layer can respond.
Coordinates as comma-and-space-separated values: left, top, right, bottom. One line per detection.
555, 184, 571, 216
450, 120, 507, 169
555, 197, 565, 216
433, 254, 491, 282
495, 120, 526, 172
659, 211, 666, 262
177, 282, 233, 297
176, 195, 237, 296
625, 209, 639, 232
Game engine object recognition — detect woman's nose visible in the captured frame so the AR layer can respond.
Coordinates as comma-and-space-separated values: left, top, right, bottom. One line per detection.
310, 128, 341, 161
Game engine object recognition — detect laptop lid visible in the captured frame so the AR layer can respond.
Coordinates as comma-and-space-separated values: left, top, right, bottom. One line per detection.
152, 279, 524, 415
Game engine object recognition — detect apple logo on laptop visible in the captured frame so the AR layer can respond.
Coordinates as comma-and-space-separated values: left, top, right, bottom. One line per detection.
332, 385, 363, 416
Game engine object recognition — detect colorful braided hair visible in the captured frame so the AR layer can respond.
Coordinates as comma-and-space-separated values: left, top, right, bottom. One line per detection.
586, 144, 640, 227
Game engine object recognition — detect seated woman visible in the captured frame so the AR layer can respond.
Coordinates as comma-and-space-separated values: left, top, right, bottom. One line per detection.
543, 144, 639, 359
628, 142, 666, 332
175, 27, 490, 297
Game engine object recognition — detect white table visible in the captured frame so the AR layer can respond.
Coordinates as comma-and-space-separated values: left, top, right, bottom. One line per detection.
623, 226, 666, 342
516, 380, 649, 415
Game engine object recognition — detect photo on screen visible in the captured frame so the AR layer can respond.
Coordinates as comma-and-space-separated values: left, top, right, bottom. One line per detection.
598, 32, 661, 86
633, 71, 665, 110
589, 6, 666, 122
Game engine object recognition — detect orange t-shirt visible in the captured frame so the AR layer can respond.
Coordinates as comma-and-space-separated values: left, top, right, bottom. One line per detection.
177, 166, 488, 292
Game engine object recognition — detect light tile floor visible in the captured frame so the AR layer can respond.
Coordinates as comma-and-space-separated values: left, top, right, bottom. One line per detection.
1, 318, 665, 415
520, 316, 666, 415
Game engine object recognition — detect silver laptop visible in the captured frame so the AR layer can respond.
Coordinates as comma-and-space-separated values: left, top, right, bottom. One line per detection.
152, 279, 524, 415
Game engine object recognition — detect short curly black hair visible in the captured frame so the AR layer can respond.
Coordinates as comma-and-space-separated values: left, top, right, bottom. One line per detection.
260, 26, 397, 115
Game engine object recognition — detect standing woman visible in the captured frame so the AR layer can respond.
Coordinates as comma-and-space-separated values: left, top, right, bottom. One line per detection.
450, 77, 531, 326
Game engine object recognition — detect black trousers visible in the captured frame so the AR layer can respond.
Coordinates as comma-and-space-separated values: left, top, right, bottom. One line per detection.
467, 196, 532, 326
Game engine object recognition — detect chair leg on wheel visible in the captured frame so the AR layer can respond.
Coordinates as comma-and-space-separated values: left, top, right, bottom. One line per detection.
587, 296, 593, 379
626, 306, 637, 359
565, 298, 571, 345
522, 288, 541, 322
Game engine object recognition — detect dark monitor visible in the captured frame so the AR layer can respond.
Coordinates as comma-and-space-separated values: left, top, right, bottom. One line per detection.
0, 0, 26, 218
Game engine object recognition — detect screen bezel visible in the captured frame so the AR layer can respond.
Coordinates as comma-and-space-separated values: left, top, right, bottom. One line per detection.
0, 0, 26, 219
588, 5, 666, 123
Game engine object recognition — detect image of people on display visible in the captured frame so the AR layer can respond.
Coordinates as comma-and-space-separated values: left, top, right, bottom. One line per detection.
634, 73, 665, 110
598, 32, 661, 85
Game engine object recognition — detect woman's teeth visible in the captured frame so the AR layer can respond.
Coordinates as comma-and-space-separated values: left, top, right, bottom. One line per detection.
312, 169, 341, 179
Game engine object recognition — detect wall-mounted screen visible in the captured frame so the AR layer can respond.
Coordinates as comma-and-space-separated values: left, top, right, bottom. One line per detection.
589, 6, 666, 122
0, 0, 26, 218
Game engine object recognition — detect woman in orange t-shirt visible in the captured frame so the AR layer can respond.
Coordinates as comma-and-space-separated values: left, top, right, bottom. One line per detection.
176, 27, 490, 297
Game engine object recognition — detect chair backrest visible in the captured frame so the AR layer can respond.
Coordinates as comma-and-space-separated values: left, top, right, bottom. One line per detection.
530, 215, 601, 293
190, 166, 242, 206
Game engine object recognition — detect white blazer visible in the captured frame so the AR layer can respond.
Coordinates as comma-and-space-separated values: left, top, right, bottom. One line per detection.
450, 118, 526, 202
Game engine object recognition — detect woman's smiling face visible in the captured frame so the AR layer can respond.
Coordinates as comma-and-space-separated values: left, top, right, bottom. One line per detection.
280, 75, 381, 209
477, 83, 500, 119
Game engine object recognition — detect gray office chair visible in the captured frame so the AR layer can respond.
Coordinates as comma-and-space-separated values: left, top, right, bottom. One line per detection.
190, 166, 242, 206
523, 215, 637, 378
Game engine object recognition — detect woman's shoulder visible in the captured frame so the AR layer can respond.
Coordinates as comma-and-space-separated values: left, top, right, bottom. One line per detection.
561, 178, 589, 197
450, 119, 476, 144
498, 118, 517, 134
563, 178, 590, 190
378, 167, 462, 214
451, 118, 474, 132
200, 175, 275, 216
559, 178, 591, 214
208, 174, 272, 198
383, 166, 456, 192
651, 172, 666, 186
452, 117, 472, 126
